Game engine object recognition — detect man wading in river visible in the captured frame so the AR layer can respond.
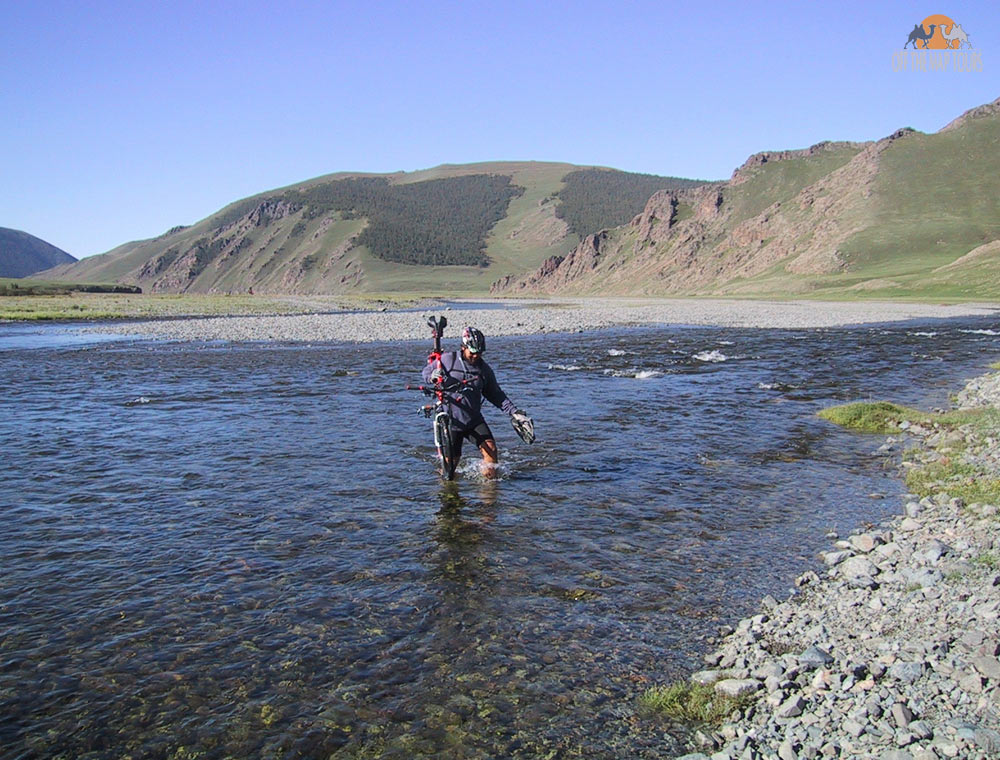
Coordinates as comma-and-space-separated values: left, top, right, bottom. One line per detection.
422, 326, 532, 478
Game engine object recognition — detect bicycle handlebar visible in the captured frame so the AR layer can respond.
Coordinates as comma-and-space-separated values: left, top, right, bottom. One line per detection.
406, 379, 469, 394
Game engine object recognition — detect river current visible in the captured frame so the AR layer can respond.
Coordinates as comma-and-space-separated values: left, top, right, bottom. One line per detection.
2, 314, 999, 758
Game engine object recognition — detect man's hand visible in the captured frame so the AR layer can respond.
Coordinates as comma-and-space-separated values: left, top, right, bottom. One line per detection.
430, 367, 446, 384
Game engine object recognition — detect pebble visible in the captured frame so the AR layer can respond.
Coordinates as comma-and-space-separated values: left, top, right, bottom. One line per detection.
715, 679, 761, 698
798, 646, 834, 669
79, 298, 1000, 343
677, 368, 1000, 758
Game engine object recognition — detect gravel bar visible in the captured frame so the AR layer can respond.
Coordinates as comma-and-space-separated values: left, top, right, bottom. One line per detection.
84, 298, 1000, 343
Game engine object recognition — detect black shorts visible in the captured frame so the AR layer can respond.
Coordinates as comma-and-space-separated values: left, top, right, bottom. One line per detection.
452, 418, 495, 458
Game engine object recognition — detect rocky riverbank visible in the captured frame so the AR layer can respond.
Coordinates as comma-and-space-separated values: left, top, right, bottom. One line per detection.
676, 372, 1000, 760
80, 298, 999, 342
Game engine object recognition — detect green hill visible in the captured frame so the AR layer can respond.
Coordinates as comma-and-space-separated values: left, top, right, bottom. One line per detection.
555, 169, 706, 236
494, 97, 1000, 300
40, 162, 706, 295
0, 228, 76, 278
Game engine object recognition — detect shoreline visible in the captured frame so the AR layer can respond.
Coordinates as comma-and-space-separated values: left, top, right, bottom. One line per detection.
675, 370, 1000, 760
74, 298, 1000, 343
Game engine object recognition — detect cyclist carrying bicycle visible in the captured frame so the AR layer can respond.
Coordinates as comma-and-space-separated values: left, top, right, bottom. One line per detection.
422, 326, 532, 478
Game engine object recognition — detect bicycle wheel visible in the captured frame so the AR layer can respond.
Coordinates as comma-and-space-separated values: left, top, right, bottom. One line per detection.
433, 412, 458, 480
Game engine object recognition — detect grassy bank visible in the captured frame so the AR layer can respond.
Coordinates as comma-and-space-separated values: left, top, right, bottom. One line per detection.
0, 277, 141, 297
0, 291, 431, 321
820, 398, 1000, 503
644, 379, 1000, 744
817, 400, 999, 434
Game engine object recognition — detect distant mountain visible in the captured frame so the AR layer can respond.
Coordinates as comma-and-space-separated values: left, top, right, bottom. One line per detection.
493, 97, 1000, 300
0, 228, 76, 278
39, 163, 706, 295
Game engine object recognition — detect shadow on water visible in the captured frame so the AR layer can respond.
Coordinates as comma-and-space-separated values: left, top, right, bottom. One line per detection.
2, 316, 1000, 757
434, 480, 498, 544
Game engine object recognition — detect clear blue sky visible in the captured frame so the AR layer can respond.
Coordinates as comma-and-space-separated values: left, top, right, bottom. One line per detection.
2, 0, 997, 258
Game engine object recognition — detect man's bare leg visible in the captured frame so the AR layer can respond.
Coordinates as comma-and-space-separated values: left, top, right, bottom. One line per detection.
479, 439, 499, 479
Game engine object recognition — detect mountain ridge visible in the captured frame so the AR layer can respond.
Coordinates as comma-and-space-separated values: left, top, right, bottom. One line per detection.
493, 97, 1000, 300
37, 96, 1000, 299
0, 228, 76, 278
41, 162, 707, 295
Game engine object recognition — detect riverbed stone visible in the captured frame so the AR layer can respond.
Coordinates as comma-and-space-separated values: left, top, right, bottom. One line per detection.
692, 669, 726, 685
890, 701, 914, 728
959, 673, 983, 693
903, 567, 945, 588
777, 739, 797, 760
876, 541, 901, 560
715, 679, 761, 698
798, 646, 834, 669
775, 694, 806, 718
908, 720, 933, 740
842, 718, 865, 737
674, 367, 1000, 759
974, 728, 1000, 753
840, 556, 879, 579
889, 662, 926, 683
960, 629, 985, 649
916, 538, 952, 564
935, 741, 960, 757
850, 533, 879, 553
822, 550, 851, 567
972, 655, 1000, 680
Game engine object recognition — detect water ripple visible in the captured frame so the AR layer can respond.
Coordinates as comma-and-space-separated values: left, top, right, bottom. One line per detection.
1, 318, 999, 757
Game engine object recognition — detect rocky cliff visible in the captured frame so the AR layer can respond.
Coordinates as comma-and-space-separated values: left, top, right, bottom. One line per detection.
492, 98, 1000, 299
490, 137, 881, 295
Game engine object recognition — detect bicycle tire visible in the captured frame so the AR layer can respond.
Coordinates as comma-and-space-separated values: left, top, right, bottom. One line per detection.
433, 411, 458, 480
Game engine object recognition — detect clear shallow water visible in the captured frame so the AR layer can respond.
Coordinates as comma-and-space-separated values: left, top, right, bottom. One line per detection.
2, 318, 1000, 758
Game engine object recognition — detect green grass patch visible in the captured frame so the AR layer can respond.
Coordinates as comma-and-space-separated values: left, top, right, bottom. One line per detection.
905, 460, 1000, 503
0, 293, 387, 321
818, 401, 931, 433
936, 406, 1000, 438
822, 398, 1000, 505
0, 277, 141, 297
819, 401, 1000, 435
639, 682, 750, 725
973, 552, 1000, 570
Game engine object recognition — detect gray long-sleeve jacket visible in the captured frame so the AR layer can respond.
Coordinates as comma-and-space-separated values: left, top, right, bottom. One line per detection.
422, 351, 516, 428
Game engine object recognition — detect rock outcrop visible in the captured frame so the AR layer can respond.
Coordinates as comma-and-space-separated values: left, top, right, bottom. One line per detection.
729, 141, 863, 185
938, 96, 1000, 133
491, 129, 929, 297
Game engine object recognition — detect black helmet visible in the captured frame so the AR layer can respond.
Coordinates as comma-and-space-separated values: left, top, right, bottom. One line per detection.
461, 326, 486, 354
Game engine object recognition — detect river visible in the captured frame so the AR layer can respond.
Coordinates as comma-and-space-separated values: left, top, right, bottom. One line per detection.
2, 315, 999, 758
